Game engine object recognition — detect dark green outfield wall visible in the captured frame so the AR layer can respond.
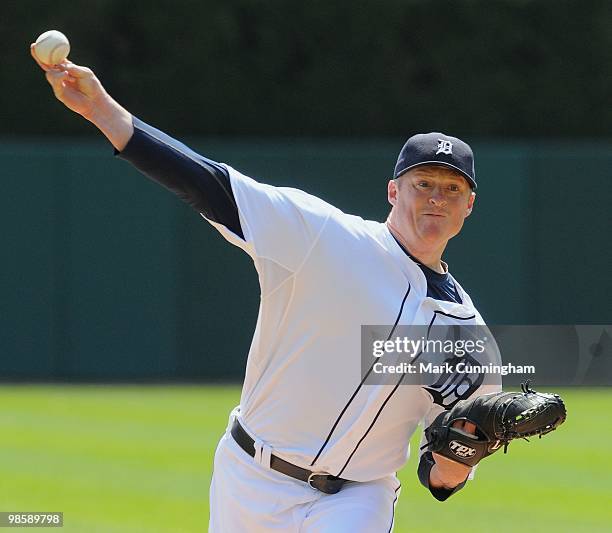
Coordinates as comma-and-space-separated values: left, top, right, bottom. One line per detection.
1, 139, 611, 380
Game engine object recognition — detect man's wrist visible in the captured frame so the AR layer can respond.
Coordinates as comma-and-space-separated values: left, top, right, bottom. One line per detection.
429, 464, 466, 490
87, 97, 134, 152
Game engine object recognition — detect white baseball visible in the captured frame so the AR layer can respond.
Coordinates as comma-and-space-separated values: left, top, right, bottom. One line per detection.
34, 30, 70, 65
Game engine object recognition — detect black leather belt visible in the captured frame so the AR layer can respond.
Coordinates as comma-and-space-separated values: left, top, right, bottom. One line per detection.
230, 418, 350, 494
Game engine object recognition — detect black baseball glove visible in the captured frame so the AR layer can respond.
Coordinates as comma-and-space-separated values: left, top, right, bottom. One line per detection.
423, 381, 567, 467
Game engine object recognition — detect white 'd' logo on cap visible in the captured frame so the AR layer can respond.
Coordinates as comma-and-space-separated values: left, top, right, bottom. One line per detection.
436, 139, 453, 155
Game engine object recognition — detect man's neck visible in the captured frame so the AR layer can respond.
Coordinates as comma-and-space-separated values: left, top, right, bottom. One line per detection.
386, 220, 447, 274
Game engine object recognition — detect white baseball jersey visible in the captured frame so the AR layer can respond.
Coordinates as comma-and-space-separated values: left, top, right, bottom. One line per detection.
206, 165, 501, 483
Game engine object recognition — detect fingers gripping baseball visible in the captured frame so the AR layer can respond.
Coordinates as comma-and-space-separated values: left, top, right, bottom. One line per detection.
31, 44, 106, 119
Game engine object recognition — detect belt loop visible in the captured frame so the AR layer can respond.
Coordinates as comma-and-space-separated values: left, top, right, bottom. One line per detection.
226, 405, 241, 433
253, 437, 272, 468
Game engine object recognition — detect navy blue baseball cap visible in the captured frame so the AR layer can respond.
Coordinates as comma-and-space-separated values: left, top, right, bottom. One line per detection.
393, 132, 477, 189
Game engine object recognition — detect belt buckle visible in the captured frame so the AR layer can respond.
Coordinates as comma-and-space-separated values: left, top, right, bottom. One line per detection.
307, 471, 329, 491
307, 472, 346, 494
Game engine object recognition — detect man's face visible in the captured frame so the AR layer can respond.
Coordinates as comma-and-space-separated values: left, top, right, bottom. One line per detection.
388, 165, 475, 248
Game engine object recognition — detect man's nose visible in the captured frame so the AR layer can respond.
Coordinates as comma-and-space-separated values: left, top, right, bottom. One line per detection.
429, 187, 447, 206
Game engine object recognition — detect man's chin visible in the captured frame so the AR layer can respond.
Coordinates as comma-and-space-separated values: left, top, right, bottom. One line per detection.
417, 225, 450, 244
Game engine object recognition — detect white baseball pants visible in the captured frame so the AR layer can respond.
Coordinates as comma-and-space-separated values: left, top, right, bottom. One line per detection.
209, 430, 400, 532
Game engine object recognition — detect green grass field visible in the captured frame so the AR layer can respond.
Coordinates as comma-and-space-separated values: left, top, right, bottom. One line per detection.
0, 385, 609, 532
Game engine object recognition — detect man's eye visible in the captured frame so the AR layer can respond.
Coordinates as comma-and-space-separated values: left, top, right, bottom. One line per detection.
448, 184, 460, 192
417, 181, 431, 188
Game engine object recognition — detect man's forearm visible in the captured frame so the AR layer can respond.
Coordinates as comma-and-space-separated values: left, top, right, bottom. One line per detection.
87, 97, 134, 152
31, 55, 240, 235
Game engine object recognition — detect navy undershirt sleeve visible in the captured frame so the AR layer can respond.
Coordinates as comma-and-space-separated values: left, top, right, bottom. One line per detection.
115, 117, 244, 239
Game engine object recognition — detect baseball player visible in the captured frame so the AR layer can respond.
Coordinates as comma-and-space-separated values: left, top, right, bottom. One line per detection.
33, 53, 501, 531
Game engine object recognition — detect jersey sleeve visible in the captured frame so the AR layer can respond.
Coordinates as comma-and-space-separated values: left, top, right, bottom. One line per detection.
206, 165, 334, 273
115, 117, 334, 274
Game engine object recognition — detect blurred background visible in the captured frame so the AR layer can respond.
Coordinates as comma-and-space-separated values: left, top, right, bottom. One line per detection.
1, 1, 611, 531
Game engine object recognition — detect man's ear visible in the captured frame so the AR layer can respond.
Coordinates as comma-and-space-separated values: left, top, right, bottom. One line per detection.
388, 179, 398, 207
465, 192, 476, 218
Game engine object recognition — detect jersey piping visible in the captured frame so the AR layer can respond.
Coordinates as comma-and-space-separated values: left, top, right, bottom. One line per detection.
310, 284, 412, 467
